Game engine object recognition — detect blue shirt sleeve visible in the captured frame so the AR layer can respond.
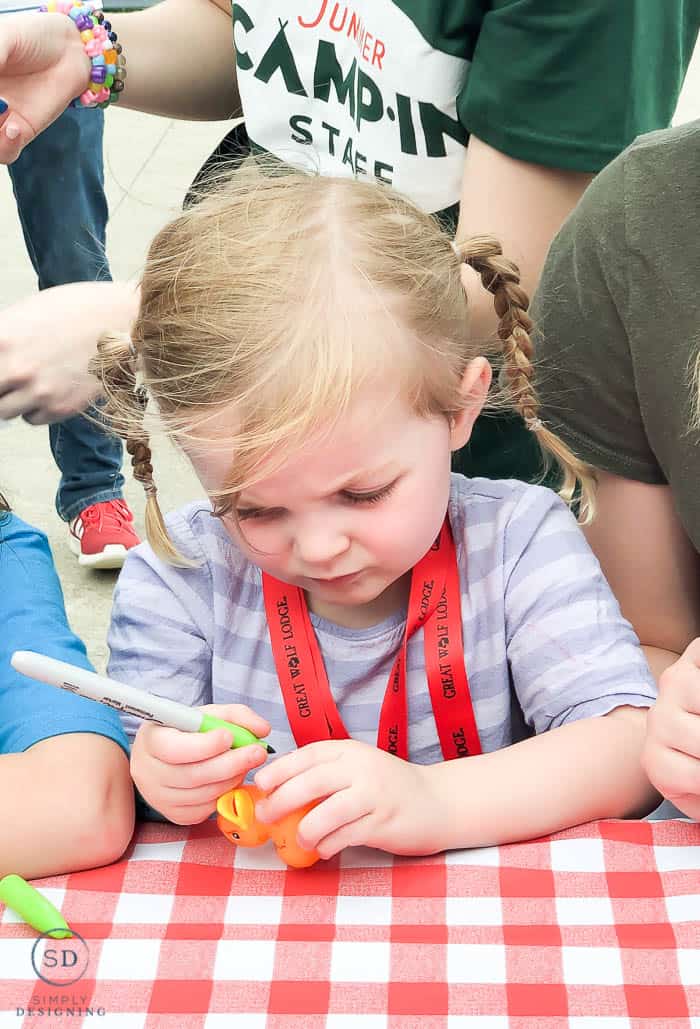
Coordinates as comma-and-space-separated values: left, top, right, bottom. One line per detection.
0, 512, 130, 757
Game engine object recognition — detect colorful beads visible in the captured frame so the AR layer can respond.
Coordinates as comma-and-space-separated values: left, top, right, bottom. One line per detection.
39, 1, 126, 109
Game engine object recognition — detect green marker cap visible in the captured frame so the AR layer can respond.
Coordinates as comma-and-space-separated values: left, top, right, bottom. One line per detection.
199, 714, 275, 753
0, 874, 72, 939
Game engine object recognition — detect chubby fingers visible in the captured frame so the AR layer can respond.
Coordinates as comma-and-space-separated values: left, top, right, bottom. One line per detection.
297, 796, 373, 858
132, 723, 268, 824
138, 723, 268, 787
199, 702, 272, 743
658, 654, 700, 717
647, 700, 700, 763
255, 740, 341, 795
642, 739, 700, 808
254, 742, 352, 824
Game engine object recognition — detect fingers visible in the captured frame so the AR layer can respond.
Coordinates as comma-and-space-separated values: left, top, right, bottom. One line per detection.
659, 657, 700, 716
200, 702, 272, 740
642, 739, 700, 805
256, 757, 349, 825
131, 722, 269, 825
141, 723, 238, 765
647, 702, 700, 762
0, 106, 33, 165
160, 743, 267, 791
296, 790, 370, 853
681, 637, 700, 669
312, 813, 375, 861
255, 740, 339, 794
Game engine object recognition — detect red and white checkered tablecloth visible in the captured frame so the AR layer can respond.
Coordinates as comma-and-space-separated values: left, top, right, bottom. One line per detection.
1, 818, 698, 1028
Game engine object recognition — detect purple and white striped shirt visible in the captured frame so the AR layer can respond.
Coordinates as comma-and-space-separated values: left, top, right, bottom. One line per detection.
107, 475, 656, 760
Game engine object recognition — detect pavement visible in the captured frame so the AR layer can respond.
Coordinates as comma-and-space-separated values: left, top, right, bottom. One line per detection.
1, 57, 700, 673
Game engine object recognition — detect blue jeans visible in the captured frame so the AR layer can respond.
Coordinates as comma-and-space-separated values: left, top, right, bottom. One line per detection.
8, 105, 124, 522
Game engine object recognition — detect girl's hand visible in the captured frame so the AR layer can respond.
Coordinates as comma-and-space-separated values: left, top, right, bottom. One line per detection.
131, 703, 272, 825
642, 639, 700, 819
0, 13, 91, 164
254, 739, 445, 861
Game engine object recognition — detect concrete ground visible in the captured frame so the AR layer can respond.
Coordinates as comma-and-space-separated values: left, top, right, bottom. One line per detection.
2, 57, 700, 673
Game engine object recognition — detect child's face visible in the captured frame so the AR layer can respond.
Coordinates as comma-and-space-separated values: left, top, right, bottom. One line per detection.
186, 371, 488, 626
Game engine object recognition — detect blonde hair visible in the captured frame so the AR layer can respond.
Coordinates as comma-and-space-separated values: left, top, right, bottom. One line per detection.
92, 160, 595, 566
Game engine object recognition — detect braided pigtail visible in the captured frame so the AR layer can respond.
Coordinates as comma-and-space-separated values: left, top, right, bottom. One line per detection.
90, 333, 196, 567
458, 236, 596, 522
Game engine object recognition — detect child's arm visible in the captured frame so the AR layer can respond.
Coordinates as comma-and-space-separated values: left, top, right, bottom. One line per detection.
254, 706, 657, 860
256, 486, 663, 859
427, 705, 658, 853
108, 506, 271, 824
1, 513, 135, 877
0, 733, 134, 880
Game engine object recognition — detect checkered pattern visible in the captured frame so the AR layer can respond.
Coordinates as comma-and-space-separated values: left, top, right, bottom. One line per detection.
1, 819, 699, 1027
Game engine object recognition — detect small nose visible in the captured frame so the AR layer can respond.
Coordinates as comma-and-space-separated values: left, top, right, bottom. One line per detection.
293, 517, 350, 568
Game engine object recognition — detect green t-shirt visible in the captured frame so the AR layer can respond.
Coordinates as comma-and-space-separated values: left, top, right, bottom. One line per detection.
534, 120, 700, 550
230, 1, 698, 481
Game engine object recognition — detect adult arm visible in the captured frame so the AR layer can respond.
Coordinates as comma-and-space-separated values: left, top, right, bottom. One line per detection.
531, 134, 700, 818
456, 138, 592, 337
106, 0, 239, 120
582, 479, 700, 819
455, 0, 696, 333
533, 143, 700, 657
583, 473, 700, 673
0, 0, 239, 163
0, 281, 140, 423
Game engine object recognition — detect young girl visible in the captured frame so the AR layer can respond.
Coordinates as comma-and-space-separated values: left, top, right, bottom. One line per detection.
98, 163, 658, 858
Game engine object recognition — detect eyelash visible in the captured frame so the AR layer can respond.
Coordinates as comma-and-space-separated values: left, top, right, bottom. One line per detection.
236, 480, 397, 521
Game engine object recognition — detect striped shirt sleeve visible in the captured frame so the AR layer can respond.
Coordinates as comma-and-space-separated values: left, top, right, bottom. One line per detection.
502, 486, 657, 733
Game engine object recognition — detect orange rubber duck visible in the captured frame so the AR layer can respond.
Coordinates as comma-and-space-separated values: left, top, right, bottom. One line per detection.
216, 784, 320, 868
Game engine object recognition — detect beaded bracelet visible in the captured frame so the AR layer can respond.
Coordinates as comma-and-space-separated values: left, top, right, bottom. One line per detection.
40, 1, 126, 109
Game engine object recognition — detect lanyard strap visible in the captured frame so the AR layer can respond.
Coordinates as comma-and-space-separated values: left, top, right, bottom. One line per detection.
262, 516, 481, 760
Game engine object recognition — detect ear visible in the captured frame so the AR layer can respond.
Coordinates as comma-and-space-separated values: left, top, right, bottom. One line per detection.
449, 357, 492, 451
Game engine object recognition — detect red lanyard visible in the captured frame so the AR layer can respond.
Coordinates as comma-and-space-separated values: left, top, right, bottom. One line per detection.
262, 516, 481, 761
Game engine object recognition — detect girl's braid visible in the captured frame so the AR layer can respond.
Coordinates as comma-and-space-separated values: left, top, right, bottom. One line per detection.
458, 235, 596, 521
90, 333, 195, 566
462, 236, 539, 427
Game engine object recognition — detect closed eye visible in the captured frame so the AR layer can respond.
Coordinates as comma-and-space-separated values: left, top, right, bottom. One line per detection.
237, 507, 284, 522
236, 479, 398, 520
342, 480, 397, 505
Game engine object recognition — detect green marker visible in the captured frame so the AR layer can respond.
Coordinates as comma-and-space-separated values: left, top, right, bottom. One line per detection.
11, 651, 275, 754
0, 875, 72, 939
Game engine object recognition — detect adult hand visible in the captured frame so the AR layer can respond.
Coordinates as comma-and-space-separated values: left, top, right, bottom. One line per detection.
130, 703, 272, 825
0, 282, 138, 424
254, 739, 444, 860
0, 13, 90, 164
642, 639, 700, 820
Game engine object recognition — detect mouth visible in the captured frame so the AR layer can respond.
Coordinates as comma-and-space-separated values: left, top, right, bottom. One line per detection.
311, 571, 363, 586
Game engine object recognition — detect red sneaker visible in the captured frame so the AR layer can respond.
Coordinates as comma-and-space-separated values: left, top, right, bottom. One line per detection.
69, 499, 141, 569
